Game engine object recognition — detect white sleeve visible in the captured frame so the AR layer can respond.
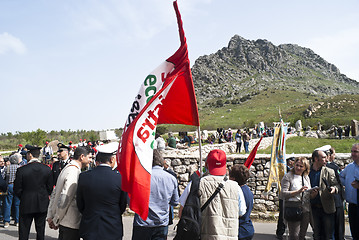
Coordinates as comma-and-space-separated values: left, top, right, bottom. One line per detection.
179, 182, 192, 206
238, 185, 247, 217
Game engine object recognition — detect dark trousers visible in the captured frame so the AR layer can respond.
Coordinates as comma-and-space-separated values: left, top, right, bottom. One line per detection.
276, 199, 286, 238
59, 225, 80, 240
348, 203, 359, 240
132, 225, 168, 240
19, 212, 47, 240
311, 206, 334, 240
333, 205, 345, 240
236, 142, 242, 153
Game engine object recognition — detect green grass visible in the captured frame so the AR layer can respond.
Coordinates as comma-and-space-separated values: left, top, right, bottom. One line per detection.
257, 136, 357, 154
197, 91, 359, 131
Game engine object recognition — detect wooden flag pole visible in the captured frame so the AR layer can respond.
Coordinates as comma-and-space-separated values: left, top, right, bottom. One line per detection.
197, 126, 203, 176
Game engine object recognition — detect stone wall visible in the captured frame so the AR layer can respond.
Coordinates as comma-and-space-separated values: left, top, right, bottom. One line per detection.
162, 151, 352, 212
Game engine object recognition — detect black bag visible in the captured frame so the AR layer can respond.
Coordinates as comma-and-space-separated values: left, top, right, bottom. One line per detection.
284, 201, 303, 222
174, 174, 227, 240
174, 173, 201, 240
284, 175, 304, 222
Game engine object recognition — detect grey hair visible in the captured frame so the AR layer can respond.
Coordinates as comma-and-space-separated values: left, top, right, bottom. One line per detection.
353, 143, 359, 149
9, 153, 22, 164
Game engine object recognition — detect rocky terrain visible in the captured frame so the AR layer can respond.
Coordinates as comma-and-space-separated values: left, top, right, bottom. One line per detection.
192, 35, 359, 104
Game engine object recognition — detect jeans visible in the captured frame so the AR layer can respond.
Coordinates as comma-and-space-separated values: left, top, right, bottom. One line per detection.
311, 206, 334, 240
132, 225, 168, 240
244, 141, 249, 153
4, 184, 20, 223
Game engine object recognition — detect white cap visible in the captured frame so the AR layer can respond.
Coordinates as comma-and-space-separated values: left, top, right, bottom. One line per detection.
96, 142, 119, 154
315, 145, 331, 152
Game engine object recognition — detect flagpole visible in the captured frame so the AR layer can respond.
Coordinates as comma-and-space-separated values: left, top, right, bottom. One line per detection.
197, 126, 203, 176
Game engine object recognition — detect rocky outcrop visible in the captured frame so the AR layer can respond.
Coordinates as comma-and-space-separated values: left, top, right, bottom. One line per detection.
192, 35, 359, 104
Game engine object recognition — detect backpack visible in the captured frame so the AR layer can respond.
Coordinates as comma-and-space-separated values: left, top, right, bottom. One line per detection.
174, 173, 227, 240
174, 172, 201, 240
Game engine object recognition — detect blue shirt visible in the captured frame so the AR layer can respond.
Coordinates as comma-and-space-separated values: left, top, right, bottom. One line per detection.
309, 167, 321, 205
340, 161, 359, 204
134, 166, 179, 227
239, 185, 254, 239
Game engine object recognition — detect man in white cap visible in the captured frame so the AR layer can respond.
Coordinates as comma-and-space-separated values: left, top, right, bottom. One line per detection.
324, 145, 345, 240
76, 142, 127, 240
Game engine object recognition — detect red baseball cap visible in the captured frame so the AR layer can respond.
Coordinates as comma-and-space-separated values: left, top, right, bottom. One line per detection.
18, 144, 23, 147
206, 149, 227, 176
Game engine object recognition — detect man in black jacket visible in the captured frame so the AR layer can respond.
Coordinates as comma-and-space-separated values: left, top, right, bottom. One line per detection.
77, 142, 127, 240
52, 143, 70, 186
14, 144, 53, 240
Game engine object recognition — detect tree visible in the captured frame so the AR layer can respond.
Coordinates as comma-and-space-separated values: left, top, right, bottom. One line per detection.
23, 129, 47, 146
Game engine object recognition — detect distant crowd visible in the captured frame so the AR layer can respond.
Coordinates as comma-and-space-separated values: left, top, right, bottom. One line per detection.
0, 137, 358, 240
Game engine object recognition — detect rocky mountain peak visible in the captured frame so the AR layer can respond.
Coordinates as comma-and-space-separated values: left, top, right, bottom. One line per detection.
192, 35, 359, 104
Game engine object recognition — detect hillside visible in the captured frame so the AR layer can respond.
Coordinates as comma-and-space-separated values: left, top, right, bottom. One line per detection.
192, 35, 359, 104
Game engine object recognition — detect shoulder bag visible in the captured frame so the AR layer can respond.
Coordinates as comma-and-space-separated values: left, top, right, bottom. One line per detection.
284, 175, 304, 222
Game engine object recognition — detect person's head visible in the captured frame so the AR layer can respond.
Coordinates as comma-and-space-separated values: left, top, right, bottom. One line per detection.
328, 147, 336, 162
286, 157, 295, 168
45, 141, 49, 146
351, 143, 359, 164
9, 153, 22, 164
57, 143, 70, 160
0, 155, 4, 167
291, 157, 310, 176
206, 149, 227, 176
152, 149, 163, 167
73, 146, 91, 168
25, 145, 41, 160
229, 164, 250, 186
312, 150, 327, 168
95, 142, 118, 169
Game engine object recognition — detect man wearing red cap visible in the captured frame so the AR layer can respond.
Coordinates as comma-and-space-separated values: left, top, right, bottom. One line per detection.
179, 149, 246, 239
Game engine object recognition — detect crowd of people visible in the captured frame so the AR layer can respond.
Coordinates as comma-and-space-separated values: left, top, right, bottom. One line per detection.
0, 139, 358, 240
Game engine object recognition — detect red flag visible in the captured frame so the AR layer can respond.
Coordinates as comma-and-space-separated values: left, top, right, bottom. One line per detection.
244, 136, 264, 168
117, 1, 199, 220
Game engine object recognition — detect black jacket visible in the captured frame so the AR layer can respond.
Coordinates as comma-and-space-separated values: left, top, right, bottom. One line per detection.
14, 161, 53, 214
77, 166, 127, 240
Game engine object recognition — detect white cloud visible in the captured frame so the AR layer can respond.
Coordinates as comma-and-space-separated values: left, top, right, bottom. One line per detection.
0, 32, 27, 55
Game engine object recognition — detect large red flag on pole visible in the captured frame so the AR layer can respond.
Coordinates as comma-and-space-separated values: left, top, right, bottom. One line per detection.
117, 1, 199, 220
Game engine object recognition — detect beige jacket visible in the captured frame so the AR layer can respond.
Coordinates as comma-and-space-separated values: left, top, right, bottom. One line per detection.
199, 175, 241, 240
47, 160, 82, 229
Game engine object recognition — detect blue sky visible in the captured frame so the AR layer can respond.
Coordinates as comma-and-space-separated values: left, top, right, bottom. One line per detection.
1, 0, 358, 134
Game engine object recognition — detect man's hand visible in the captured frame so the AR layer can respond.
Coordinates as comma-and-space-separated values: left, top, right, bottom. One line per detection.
351, 180, 359, 190
329, 186, 336, 194
310, 188, 319, 198
47, 218, 58, 230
